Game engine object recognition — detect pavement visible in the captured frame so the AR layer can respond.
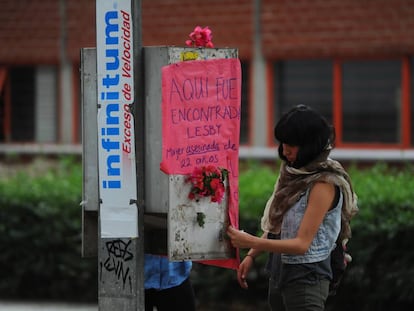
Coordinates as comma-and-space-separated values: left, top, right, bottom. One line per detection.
0, 301, 98, 311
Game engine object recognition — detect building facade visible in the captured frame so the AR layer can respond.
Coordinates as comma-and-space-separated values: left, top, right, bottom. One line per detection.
1, 0, 414, 161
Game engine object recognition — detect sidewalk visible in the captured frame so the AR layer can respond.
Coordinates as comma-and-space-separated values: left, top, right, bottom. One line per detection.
0, 301, 97, 311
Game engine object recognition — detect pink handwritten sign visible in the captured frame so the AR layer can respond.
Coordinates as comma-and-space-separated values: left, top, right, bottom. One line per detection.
161, 58, 241, 269
161, 58, 241, 175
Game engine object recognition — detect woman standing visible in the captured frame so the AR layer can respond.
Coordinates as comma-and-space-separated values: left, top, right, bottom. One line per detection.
227, 105, 358, 311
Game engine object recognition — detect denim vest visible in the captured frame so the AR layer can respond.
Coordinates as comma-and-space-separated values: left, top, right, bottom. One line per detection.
280, 188, 342, 264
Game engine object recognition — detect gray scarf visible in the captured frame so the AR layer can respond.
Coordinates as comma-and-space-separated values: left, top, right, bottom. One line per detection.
261, 149, 358, 241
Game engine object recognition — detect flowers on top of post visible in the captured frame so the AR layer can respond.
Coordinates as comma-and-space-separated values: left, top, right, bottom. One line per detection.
185, 26, 214, 48
186, 165, 228, 203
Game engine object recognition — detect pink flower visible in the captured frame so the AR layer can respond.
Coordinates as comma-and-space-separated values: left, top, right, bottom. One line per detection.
205, 41, 214, 48
186, 166, 227, 203
185, 26, 214, 48
210, 178, 220, 191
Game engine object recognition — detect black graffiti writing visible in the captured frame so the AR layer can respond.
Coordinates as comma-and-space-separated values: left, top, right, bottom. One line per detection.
100, 239, 133, 292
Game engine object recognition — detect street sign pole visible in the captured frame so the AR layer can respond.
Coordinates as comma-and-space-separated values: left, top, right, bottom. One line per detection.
132, 0, 145, 309
95, 1, 144, 310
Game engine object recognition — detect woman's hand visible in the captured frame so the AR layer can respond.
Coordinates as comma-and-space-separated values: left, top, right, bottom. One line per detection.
227, 225, 256, 289
227, 226, 255, 249
237, 255, 254, 289
227, 227, 267, 289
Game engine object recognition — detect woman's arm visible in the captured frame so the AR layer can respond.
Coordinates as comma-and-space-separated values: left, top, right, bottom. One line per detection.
236, 232, 267, 289
244, 231, 267, 257
228, 182, 335, 254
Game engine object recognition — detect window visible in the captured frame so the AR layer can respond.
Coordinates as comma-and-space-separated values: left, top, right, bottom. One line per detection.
0, 66, 58, 144
9, 67, 36, 142
240, 61, 250, 144
274, 60, 333, 124
342, 60, 401, 143
0, 68, 6, 141
272, 59, 410, 148
35, 66, 57, 143
411, 58, 414, 146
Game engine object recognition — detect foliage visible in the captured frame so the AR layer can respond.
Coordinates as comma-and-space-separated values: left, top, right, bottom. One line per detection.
0, 157, 97, 302
348, 162, 414, 234
1, 158, 414, 309
195, 160, 414, 310
327, 162, 414, 311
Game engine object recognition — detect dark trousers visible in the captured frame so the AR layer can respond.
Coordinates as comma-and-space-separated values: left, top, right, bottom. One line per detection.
282, 279, 330, 311
145, 278, 196, 311
269, 278, 330, 311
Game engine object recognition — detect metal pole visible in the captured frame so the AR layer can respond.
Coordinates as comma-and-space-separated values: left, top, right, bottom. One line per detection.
132, 0, 145, 310
96, 0, 144, 310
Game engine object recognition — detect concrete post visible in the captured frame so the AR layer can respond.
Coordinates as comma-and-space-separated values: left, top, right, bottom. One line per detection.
81, 1, 145, 310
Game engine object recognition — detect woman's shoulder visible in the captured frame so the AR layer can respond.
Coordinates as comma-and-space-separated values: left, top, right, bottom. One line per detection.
308, 182, 336, 208
310, 181, 335, 193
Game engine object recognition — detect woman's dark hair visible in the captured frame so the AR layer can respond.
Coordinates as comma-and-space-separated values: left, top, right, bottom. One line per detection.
275, 105, 335, 168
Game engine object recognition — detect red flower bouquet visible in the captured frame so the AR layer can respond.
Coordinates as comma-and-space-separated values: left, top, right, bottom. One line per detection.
185, 26, 214, 48
186, 165, 228, 203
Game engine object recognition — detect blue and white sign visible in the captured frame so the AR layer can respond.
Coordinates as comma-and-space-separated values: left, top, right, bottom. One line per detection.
96, 0, 137, 237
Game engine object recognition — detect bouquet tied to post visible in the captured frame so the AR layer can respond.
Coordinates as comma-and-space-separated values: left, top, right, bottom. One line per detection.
185, 165, 228, 228
186, 165, 228, 204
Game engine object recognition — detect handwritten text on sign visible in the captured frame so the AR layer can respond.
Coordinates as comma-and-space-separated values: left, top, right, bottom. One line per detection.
160, 58, 241, 175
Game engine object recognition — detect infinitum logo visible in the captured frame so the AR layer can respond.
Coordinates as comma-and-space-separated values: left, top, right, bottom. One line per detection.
96, 0, 137, 238
100, 10, 122, 189
97, 2, 134, 191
